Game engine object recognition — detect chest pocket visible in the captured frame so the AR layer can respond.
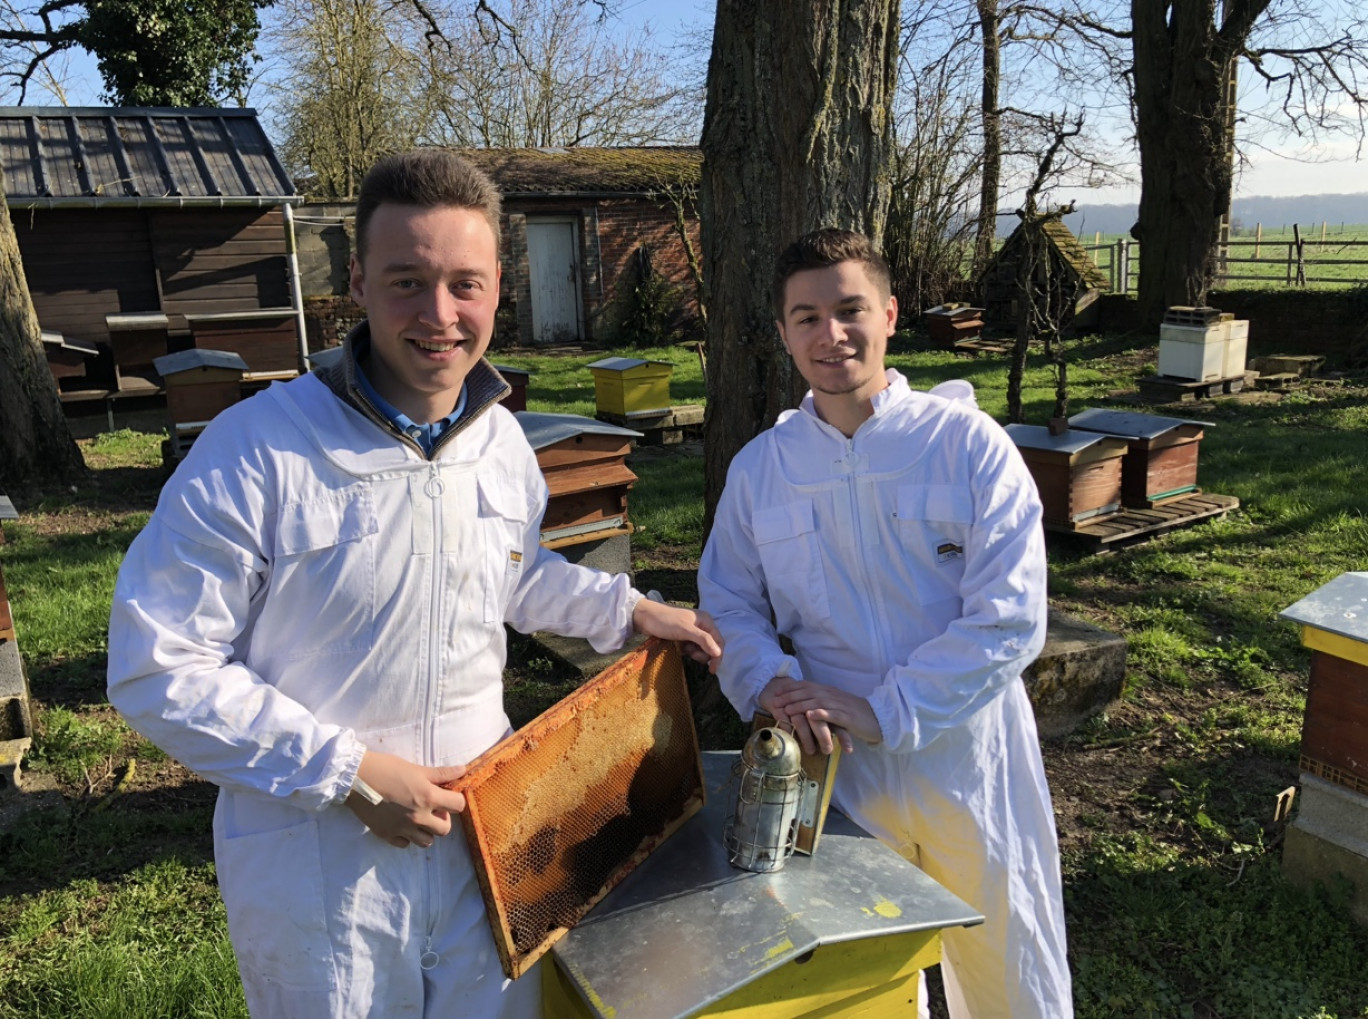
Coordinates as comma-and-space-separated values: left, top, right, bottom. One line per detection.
477, 474, 529, 623
270, 489, 378, 659
895, 484, 973, 607
752, 499, 830, 630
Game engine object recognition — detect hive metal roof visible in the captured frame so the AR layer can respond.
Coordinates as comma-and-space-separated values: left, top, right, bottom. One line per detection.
0, 106, 296, 208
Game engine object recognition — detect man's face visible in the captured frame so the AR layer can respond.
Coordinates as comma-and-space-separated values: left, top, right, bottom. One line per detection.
776, 260, 896, 403
349, 202, 501, 423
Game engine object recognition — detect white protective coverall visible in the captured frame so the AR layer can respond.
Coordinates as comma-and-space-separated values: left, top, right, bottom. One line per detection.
698, 369, 1073, 1018
107, 339, 640, 1018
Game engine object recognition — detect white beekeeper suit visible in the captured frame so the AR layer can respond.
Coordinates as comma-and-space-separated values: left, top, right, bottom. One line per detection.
698, 369, 1073, 1018
107, 345, 640, 1018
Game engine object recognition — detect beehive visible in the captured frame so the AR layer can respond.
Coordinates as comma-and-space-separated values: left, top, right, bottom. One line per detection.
586, 357, 673, 417
1005, 424, 1129, 528
451, 638, 704, 978
1068, 408, 1209, 508
516, 412, 640, 548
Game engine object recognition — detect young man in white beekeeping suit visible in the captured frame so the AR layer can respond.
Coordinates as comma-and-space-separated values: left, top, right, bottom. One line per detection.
698, 227, 1072, 1017
108, 148, 722, 1018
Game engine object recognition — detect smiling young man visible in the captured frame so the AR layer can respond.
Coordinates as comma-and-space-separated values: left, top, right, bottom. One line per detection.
107, 149, 721, 1019
698, 229, 1073, 1017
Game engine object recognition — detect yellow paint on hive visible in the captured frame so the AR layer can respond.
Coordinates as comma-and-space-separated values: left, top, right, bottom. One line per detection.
873, 899, 903, 918
1301, 625, 1368, 669
581, 985, 615, 1019
763, 938, 794, 961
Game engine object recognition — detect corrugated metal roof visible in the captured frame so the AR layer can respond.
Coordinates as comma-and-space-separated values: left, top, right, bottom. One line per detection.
460, 147, 700, 196
0, 106, 295, 207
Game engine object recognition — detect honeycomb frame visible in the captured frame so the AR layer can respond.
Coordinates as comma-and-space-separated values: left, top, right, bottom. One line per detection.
450, 637, 704, 978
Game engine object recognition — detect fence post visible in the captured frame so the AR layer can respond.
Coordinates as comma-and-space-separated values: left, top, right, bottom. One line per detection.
1293, 223, 1306, 285
1255, 223, 1262, 259
1286, 242, 1294, 286
1120, 238, 1131, 296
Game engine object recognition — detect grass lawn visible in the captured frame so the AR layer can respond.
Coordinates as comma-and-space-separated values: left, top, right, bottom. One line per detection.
2, 333, 1367, 1018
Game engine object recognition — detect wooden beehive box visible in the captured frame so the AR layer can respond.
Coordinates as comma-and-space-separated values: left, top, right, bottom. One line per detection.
186, 309, 300, 374
587, 357, 673, 417
493, 364, 531, 413
515, 412, 641, 548
154, 349, 250, 428
41, 330, 99, 382
1068, 408, 1209, 508
1005, 424, 1129, 529
922, 303, 985, 348
1280, 573, 1368, 795
449, 638, 704, 979
106, 312, 170, 390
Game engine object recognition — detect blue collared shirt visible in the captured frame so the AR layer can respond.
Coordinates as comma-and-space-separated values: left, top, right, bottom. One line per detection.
354, 363, 468, 456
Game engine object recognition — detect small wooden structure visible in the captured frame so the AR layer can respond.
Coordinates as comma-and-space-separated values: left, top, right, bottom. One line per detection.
980, 218, 1110, 335
153, 349, 249, 463
1068, 408, 1210, 508
515, 412, 641, 548
1279, 572, 1368, 927
106, 312, 170, 391
1005, 423, 1129, 529
587, 357, 673, 418
41, 330, 100, 384
187, 309, 300, 375
922, 303, 985, 348
493, 365, 531, 413
1051, 493, 1239, 552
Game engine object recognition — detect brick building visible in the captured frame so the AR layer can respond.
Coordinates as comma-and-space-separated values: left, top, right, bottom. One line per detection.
460, 147, 703, 348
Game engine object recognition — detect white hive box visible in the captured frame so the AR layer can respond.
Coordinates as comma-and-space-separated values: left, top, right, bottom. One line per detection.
1222, 319, 1249, 377
1158, 323, 1226, 381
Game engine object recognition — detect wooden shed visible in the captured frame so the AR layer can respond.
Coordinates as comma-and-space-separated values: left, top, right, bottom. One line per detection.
0, 106, 303, 402
980, 218, 1110, 335
459, 147, 702, 347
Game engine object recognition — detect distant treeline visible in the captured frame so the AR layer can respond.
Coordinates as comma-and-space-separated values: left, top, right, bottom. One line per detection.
997, 192, 1368, 239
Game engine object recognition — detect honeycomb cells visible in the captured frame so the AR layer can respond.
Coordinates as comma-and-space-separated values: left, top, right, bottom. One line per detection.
456, 638, 704, 976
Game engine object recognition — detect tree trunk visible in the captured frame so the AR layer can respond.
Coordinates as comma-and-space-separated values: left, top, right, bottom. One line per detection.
700, 0, 900, 529
0, 180, 86, 492
972, 0, 1001, 280
1130, 0, 1267, 327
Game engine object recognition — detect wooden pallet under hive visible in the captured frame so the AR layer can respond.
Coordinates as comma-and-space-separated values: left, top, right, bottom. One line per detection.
450, 638, 704, 979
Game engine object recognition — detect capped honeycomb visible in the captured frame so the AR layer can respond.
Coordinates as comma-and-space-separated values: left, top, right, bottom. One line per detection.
450, 637, 704, 978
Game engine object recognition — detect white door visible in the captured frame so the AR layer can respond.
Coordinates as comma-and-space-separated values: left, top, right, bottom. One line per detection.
526, 220, 583, 343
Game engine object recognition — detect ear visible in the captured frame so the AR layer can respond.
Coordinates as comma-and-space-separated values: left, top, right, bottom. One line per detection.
884, 294, 898, 336
348, 254, 366, 306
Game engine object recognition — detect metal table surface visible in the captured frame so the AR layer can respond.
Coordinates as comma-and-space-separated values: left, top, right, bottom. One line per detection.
549, 751, 983, 1019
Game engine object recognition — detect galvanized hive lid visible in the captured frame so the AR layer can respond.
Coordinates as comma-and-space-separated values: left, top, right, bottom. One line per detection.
515, 411, 642, 451
586, 356, 672, 373
1068, 407, 1213, 440
153, 349, 250, 376
1004, 423, 1128, 455
1279, 572, 1368, 644
304, 347, 345, 371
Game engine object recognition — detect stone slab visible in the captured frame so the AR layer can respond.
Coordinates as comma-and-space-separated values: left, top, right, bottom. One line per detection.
1292, 773, 1368, 856
553, 531, 633, 579
0, 640, 32, 735
1023, 609, 1127, 738
1282, 823, 1368, 928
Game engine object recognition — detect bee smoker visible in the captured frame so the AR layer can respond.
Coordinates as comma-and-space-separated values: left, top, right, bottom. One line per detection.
723, 727, 804, 873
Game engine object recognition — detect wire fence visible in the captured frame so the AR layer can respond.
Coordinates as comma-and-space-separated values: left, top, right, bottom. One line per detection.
1080, 226, 1368, 294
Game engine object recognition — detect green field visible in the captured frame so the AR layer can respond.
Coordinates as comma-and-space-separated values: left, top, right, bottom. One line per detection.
1074, 224, 1368, 291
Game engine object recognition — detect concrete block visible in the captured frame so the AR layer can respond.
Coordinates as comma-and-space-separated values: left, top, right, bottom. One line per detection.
1023, 609, 1127, 738
555, 532, 633, 580
0, 640, 32, 739
1282, 823, 1368, 928
1292, 773, 1368, 858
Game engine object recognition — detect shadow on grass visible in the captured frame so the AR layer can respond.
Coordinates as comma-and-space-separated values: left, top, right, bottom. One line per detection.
0, 782, 217, 899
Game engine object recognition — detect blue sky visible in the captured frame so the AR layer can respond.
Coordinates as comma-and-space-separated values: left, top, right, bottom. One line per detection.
19, 0, 1365, 203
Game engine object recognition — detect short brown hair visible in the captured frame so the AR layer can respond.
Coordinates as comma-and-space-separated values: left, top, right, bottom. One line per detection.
771, 228, 891, 319
355, 149, 502, 259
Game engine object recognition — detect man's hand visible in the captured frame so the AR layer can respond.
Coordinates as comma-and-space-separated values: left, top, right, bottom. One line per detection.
759, 676, 880, 756
345, 750, 469, 849
631, 597, 724, 672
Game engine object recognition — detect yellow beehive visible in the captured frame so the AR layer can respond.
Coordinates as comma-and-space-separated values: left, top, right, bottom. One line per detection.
587, 357, 673, 417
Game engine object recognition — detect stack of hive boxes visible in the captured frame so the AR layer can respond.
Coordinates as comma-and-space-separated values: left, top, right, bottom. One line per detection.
1157, 306, 1249, 383
1279, 572, 1368, 927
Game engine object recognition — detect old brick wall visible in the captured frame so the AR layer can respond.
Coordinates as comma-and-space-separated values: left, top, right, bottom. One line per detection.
590, 197, 703, 345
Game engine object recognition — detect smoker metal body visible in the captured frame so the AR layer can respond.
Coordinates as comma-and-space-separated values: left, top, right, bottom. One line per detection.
724, 727, 804, 872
